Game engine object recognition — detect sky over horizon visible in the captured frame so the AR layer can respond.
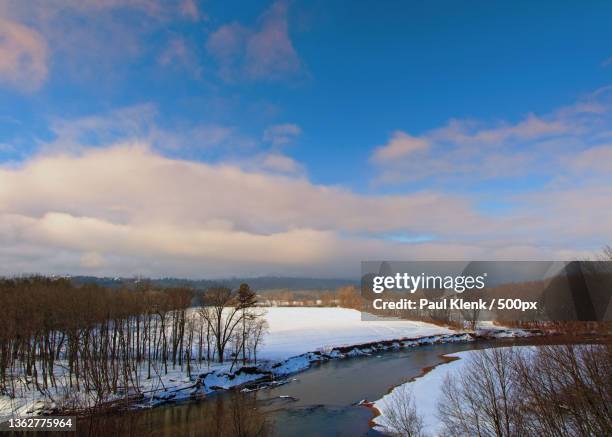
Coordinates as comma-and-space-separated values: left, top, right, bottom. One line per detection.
1, 0, 612, 278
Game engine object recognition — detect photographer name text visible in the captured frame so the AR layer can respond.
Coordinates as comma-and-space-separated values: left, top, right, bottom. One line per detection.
372, 297, 538, 312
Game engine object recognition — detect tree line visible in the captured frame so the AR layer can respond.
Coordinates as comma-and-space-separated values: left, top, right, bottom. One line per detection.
0, 277, 267, 409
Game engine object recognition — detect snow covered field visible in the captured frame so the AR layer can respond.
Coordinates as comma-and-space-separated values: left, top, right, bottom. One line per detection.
256, 307, 454, 360
372, 346, 534, 436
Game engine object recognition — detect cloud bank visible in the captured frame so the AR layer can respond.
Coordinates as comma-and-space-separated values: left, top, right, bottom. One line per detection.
0, 140, 607, 278
371, 93, 611, 185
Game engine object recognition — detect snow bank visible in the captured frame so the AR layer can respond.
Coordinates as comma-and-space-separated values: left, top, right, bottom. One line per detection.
372, 346, 534, 436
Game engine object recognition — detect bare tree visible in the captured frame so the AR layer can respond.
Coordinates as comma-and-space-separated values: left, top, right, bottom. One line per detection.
461, 290, 485, 330
338, 285, 361, 309
248, 318, 268, 364
513, 344, 612, 437
199, 287, 243, 363
237, 284, 257, 365
380, 385, 426, 437
438, 348, 520, 437
438, 345, 612, 437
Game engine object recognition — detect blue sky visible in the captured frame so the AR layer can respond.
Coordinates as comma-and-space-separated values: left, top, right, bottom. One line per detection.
0, 0, 611, 277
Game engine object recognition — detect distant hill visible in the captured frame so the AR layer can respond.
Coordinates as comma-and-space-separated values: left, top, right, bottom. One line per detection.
69, 276, 357, 292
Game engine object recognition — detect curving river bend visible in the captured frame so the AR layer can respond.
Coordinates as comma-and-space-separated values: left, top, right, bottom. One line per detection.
73, 337, 584, 437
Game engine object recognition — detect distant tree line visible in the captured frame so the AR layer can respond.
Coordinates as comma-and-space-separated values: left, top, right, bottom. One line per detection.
71, 275, 355, 293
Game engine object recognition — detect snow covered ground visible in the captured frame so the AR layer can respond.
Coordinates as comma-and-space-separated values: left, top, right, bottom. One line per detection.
256, 307, 454, 360
372, 346, 534, 436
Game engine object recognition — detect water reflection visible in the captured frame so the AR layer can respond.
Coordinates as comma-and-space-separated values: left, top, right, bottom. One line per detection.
75, 394, 272, 437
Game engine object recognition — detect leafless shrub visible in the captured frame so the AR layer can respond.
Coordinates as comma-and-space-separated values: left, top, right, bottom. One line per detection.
380, 385, 427, 437
438, 345, 612, 437
438, 348, 520, 437
513, 344, 612, 437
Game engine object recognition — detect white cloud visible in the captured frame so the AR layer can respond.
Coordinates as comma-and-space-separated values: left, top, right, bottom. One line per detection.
429, 114, 567, 145
569, 144, 612, 173
371, 91, 612, 185
206, 1, 304, 82
43, 104, 244, 154
372, 131, 429, 162
0, 143, 483, 235
263, 123, 301, 146
179, 0, 203, 21
258, 153, 303, 174
158, 37, 199, 75
0, 143, 493, 277
0, 0, 204, 87
0, 18, 48, 91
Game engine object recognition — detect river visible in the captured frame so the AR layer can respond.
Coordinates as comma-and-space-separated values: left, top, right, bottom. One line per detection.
72, 337, 582, 437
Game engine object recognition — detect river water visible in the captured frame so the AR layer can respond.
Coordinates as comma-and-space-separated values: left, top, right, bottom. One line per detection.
73, 338, 568, 437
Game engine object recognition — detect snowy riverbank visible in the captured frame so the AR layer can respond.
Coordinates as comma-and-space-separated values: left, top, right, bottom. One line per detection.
372, 346, 536, 436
